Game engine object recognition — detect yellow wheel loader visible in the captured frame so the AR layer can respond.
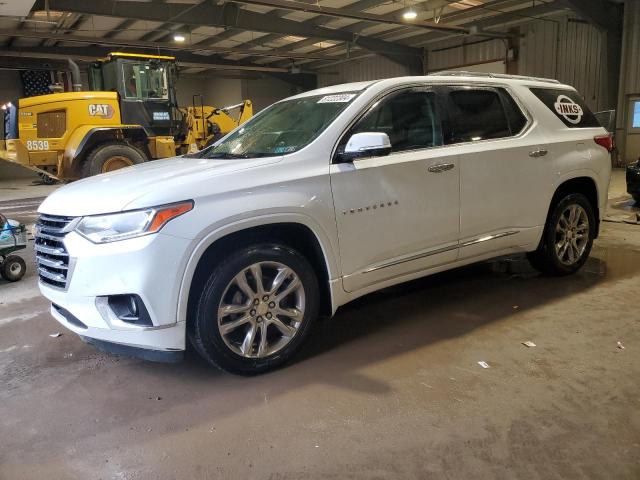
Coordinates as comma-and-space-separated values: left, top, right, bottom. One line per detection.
0, 52, 252, 180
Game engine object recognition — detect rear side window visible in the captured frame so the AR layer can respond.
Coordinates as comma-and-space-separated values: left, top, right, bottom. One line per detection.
530, 88, 600, 128
442, 89, 512, 144
498, 89, 528, 134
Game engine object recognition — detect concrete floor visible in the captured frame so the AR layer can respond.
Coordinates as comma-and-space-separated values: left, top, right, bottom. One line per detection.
1, 171, 639, 479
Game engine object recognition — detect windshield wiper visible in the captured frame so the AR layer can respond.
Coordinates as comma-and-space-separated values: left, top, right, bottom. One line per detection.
205, 152, 251, 159
205, 152, 275, 159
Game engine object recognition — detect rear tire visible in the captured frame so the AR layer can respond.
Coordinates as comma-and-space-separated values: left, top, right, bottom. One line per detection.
633, 193, 640, 205
1, 255, 26, 282
189, 243, 319, 375
82, 142, 146, 178
527, 193, 595, 276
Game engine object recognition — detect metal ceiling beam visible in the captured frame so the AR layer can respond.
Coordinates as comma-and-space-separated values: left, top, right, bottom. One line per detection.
138, 0, 173, 42
104, 19, 137, 39
0, 46, 291, 72
34, 0, 424, 70
301, 0, 560, 71
231, 0, 469, 34
380, 1, 567, 47
556, 0, 622, 33
253, 0, 522, 68
225, 0, 395, 66
0, 56, 69, 71
0, 45, 317, 89
0, 28, 339, 61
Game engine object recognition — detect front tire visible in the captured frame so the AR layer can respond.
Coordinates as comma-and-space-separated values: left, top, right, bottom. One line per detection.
190, 243, 319, 375
82, 142, 146, 178
1, 255, 26, 282
527, 193, 595, 276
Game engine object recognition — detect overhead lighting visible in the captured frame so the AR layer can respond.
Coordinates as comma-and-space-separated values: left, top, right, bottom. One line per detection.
173, 34, 186, 43
312, 41, 337, 49
282, 35, 306, 43
403, 9, 418, 20
32, 10, 65, 18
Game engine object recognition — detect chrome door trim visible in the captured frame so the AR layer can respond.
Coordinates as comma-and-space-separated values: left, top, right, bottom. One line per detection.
460, 230, 519, 248
362, 230, 520, 275
363, 243, 458, 274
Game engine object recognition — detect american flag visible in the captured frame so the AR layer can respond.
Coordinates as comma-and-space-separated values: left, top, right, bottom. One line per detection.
20, 70, 71, 97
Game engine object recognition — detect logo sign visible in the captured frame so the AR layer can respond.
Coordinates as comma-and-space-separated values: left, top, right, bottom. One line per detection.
153, 111, 170, 121
554, 95, 583, 124
88, 104, 115, 119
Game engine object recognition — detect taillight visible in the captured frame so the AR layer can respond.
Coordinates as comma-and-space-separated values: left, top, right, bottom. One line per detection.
594, 134, 614, 152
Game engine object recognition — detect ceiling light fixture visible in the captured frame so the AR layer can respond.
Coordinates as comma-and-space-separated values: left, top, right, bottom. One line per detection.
174, 34, 186, 43
403, 9, 417, 20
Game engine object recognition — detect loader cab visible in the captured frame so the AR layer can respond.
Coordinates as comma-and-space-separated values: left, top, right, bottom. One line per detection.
89, 52, 180, 136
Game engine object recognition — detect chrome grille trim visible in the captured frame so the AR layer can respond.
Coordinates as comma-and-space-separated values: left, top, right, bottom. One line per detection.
36, 257, 68, 269
34, 244, 69, 256
35, 214, 75, 290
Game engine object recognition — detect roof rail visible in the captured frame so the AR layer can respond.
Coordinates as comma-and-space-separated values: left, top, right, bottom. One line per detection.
427, 70, 561, 84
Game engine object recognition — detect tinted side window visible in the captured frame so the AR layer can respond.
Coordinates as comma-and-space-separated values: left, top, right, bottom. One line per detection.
499, 89, 528, 134
343, 89, 442, 154
530, 87, 600, 128
443, 89, 510, 144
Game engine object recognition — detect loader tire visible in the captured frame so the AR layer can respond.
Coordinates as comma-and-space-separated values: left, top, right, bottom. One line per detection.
82, 142, 146, 178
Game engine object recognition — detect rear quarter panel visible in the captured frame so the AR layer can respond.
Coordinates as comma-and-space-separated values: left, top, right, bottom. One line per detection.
515, 86, 611, 220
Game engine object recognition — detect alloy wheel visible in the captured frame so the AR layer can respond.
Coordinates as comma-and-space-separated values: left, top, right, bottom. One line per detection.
554, 204, 589, 266
217, 261, 306, 358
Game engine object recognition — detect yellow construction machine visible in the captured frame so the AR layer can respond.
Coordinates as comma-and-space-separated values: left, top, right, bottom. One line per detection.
0, 52, 252, 180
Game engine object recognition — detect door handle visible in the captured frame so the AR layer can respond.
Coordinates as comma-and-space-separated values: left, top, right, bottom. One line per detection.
529, 149, 548, 158
428, 163, 455, 173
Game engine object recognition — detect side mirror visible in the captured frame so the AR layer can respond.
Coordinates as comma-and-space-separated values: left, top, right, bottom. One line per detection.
337, 132, 392, 162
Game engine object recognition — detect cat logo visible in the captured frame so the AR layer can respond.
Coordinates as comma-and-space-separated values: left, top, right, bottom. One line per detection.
88, 103, 115, 120
553, 95, 583, 124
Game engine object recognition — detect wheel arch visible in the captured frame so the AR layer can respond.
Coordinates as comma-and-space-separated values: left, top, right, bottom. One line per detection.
178, 217, 340, 330
548, 174, 601, 237
67, 126, 149, 176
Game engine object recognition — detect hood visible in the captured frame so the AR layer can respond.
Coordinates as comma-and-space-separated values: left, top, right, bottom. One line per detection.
38, 155, 282, 216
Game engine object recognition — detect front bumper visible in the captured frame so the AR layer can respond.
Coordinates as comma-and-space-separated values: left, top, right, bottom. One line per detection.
39, 230, 193, 354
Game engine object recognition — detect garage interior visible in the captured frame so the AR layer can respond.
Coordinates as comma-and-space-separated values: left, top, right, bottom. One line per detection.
1, 0, 639, 478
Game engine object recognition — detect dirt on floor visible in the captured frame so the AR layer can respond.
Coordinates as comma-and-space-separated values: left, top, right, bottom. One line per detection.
0, 171, 639, 479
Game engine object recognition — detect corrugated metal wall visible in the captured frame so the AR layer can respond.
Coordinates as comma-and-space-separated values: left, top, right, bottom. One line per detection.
615, 0, 640, 161
519, 15, 608, 111
316, 12, 611, 113
317, 55, 411, 88
617, 0, 640, 112
426, 13, 608, 111
427, 37, 507, 72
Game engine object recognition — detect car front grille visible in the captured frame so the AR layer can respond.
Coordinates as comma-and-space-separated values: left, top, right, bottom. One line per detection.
35, 214, 75, 289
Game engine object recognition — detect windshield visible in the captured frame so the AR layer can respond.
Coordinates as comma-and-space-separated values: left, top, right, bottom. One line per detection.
200, 92, 359, 159
122, 62, 169, 100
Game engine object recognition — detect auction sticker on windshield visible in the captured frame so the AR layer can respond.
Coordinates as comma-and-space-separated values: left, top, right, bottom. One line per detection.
318, 94, 356, 103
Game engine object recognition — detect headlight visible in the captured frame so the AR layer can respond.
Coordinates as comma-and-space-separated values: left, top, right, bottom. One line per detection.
75, 201, 193, 243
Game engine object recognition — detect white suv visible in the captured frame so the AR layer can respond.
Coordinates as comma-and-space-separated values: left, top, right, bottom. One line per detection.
36, 73, 613, 374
